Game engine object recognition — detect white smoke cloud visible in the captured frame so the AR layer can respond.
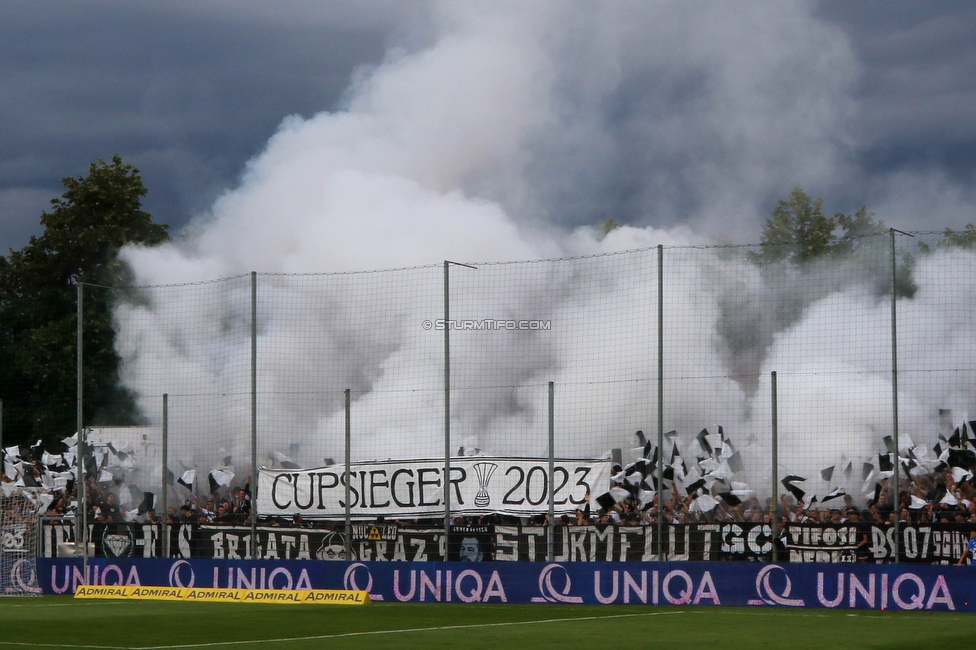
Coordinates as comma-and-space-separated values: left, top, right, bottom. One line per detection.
115, 1, 974, 506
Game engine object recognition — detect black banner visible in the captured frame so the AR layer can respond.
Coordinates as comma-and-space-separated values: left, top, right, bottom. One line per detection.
786, 523, 969, 565
786, 524, 862, 563
41, 520, 971, 564
495, 523, 774, 561
42, 519, 163, 559
448, 526, 494, 562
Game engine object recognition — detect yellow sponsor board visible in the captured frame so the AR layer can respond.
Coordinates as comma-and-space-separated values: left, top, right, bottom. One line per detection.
75, 585, 369, 605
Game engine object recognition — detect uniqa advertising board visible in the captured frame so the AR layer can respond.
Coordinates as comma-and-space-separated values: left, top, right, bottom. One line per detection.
35, 558, 976, 612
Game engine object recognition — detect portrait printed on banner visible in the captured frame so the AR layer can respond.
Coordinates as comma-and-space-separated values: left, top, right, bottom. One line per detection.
448, 525, 493, 561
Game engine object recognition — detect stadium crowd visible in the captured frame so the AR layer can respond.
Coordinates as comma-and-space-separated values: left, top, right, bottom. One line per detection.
4, 425, 976, 539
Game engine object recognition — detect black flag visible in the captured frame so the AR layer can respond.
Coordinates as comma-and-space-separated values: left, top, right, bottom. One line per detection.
781, 475, 806, 502
137, 492, 155, 515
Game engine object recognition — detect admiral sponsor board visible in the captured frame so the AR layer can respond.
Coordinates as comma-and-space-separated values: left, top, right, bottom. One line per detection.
74, 584, 369, 604
37, 558, 973, 612
257, 457, 611, 517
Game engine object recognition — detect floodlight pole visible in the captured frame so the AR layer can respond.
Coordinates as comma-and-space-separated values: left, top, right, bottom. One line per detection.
443, 260, 476, 560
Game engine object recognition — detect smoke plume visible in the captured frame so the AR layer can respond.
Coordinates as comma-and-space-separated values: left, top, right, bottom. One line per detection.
114, 1, 973, 505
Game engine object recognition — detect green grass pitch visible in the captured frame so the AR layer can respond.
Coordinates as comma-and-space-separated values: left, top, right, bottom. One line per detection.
1, 598, 975, 649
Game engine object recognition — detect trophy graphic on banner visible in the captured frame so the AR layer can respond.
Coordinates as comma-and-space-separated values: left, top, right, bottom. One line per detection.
472, 462, 498, 508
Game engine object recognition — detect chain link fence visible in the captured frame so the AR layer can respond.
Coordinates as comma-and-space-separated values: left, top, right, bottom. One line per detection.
6, 231, 976, 564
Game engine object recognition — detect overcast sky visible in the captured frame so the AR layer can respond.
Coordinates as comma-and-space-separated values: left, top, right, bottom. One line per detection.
1, 0, 974, 254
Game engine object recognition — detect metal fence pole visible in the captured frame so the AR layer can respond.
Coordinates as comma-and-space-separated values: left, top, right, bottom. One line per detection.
888, 229, 913, 563
442, 261, 476, 561
344, 389, 351, 559
76, 280, 88, 584
771, 371, 778, 562
250, 271, 258, 559
548, 381, 554, 562
890, 230, 901, 564
161, 393, 169, 558
656, 244, 665, 560
443, 261, 451, 558
0, 398, 3, 543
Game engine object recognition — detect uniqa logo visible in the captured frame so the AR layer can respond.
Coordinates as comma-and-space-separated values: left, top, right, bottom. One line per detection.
532, 564, 583, 603
9, 558, 41, 594
748, 564, 804, 607
344, 562, 383, 601
168, 560, 195, 588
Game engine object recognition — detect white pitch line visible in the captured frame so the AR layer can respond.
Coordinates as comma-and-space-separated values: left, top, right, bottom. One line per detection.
0, 625, 125, 650
140, 610, 689, 649
1, 601, 127, 608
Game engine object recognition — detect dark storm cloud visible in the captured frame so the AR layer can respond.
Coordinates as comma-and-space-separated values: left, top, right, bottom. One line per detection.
0, 0, 404, 250
497, 2, 860, 237
511, 0, 976, 236
816, 0, 976, 223
819, 0, 976, 154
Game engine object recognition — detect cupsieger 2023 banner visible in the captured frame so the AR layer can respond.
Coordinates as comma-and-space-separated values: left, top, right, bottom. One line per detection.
258, 457, 611, 518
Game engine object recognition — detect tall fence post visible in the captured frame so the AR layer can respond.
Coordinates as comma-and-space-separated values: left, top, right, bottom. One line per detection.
76, 279, 88, 584
890, 229, 905, 564
548, 381, 555, 562
344, 388, 352, 559
443, 261, 451, 558
656, 244, 665, 560
250, 271, 258, 559
888, 229, 913, 563
771, 371, 778, 562
0, 399, 3, 538
162, 393, 169, 558
442, 261, 476, 561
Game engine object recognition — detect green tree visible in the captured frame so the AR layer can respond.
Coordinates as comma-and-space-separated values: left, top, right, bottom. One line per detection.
936, 223, 976, 250
754, 190, 892, 262
755, 187, 836, 264
834, 206, 887, 250
0, 156, 169, 448
597, 217, 621, 240
752, 189, 915, 297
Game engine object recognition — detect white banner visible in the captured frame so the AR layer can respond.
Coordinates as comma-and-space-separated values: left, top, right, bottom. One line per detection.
257, 457, 612, 518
